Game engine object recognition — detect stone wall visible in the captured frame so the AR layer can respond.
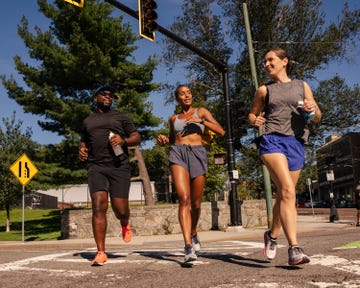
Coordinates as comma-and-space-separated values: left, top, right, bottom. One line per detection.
61, 200, 269, 239
240, 199, 271, 228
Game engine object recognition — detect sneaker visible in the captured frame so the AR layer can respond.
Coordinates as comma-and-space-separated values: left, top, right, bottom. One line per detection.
121, 223, 133, 243
288, 246, 310, 266
91, 251, 107, 266
191, 234, 201, 252
263, 230, 277, 260
184, 244, 197, 262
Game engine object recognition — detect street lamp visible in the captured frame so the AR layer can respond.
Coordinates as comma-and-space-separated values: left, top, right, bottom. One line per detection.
306, 178, 315, 217
356, 182, 360, 226
327, 169, 339, 222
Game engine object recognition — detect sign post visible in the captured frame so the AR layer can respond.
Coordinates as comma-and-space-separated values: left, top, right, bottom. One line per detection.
9, 153, 39, 242
307, 178, 315, 217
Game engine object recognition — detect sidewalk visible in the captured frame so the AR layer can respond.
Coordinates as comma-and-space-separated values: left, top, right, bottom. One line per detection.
0, 214, 353, 250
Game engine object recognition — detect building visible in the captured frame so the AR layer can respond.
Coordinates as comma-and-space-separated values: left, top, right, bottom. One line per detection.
37, 181, 157, 209
316, 132, 360, 207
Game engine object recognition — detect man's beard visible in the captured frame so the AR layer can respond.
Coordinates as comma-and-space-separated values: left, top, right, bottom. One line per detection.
97, 103, 111, 112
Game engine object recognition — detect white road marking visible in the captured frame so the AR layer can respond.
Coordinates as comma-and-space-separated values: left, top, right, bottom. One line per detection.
52, 257, 209, 265
309, 280, 360, 288
0, 252, 71, 271
0, 252, 91, 276
10, 266, 91, 277
220, 241, 285, 250
0, 244, 359, 288
308, 254, 360, 287
310, 254, 360, 275
210, 282, 280, 287
0, 249, 210, 277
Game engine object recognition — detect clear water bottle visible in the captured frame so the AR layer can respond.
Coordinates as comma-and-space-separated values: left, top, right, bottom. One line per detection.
297, 100, 315, 122
109, 131, 126, 160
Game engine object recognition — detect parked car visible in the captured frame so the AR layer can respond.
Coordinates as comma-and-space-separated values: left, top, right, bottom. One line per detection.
304, 201, 325, 208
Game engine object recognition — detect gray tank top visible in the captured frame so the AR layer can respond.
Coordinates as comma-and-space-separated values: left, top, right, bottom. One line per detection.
262, 79, 309, 142
173, 108, 205, 136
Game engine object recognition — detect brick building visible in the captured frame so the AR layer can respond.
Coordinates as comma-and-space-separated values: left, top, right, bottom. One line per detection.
316, 132, 360, 207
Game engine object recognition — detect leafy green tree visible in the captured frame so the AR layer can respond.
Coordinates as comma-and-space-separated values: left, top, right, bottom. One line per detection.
158, 0, 233, 197
141, 144, 171, 202
1, 0, 162, 186
219, 0, 359, 99
298, 76, 360, 196
32, 141, 88, 189
236, 146, 265, 199
0, 112, 39, 232
162, 0, 232, 124
1, 0, 161, 153
313, 76, 360, 138
205, 143, 228, 201
162, 0, 360, 200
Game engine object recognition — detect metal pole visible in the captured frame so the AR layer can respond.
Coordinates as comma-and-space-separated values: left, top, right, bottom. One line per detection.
104, 0, 226, 70
223, 68, 241, 226
243, 3, 258, 90
22, 185, 25, 242
307, 178, 315, 217
243, 3, 273, 228
105, 0, 240, 225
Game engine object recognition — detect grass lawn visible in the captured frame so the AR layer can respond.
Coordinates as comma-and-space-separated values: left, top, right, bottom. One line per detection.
0, 208, 61, 241
339, 241, 360, 248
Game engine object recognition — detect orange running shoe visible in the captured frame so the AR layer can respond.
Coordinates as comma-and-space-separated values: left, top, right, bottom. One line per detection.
121, 223, 133, 243
91, 251, 107, 266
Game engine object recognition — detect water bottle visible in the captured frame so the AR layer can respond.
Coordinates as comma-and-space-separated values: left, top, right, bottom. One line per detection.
297, 100, 315, 122
307, 109, 316, 122
109, 131, 126, 160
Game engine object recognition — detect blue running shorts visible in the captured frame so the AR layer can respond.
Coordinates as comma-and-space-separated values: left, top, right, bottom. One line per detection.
259, 133, 305, 171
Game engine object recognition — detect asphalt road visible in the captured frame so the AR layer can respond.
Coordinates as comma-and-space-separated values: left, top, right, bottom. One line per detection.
298, 207, 357, 224
0, 208, 359, 288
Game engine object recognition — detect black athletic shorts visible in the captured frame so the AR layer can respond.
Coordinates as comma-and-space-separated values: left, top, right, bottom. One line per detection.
356, 200, 360, 211
87, 163, 131, 198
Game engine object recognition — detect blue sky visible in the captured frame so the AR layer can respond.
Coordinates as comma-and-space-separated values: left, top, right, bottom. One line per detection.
0, 0, 359, 146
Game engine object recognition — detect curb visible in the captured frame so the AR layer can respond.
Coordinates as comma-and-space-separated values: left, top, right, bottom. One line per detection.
0, 215, 353, 250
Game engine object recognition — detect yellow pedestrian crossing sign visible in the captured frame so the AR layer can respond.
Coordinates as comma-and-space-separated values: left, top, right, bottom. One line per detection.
9, 153, 39, 186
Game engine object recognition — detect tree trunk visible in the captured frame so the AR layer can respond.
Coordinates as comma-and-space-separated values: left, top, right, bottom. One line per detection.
131, 146, 154, 206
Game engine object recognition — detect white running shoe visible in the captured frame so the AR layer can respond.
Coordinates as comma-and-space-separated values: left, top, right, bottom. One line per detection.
263, 230, 277, 260
184, 244, 197, 262
191, 234, 201, 252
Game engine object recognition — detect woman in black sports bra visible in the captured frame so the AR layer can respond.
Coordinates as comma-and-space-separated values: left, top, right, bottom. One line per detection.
156, 85, 224, 262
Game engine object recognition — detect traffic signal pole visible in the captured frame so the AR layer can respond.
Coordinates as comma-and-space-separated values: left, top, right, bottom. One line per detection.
104, 0, 241, 226
243, 3, 273, 228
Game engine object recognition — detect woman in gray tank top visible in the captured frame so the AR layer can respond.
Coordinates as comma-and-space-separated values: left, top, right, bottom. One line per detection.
248, 48, 322, 266
156, 85, 225, 262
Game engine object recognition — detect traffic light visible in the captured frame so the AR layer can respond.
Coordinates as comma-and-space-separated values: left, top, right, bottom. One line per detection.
232, 101, 248, 136
138, 0, 158, 42
231, 101, 248, 149
64, 0, 84, 8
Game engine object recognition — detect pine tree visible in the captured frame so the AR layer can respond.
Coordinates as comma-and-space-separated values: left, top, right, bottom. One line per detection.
0, 0, 162, 192
1, 0, 161, 142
